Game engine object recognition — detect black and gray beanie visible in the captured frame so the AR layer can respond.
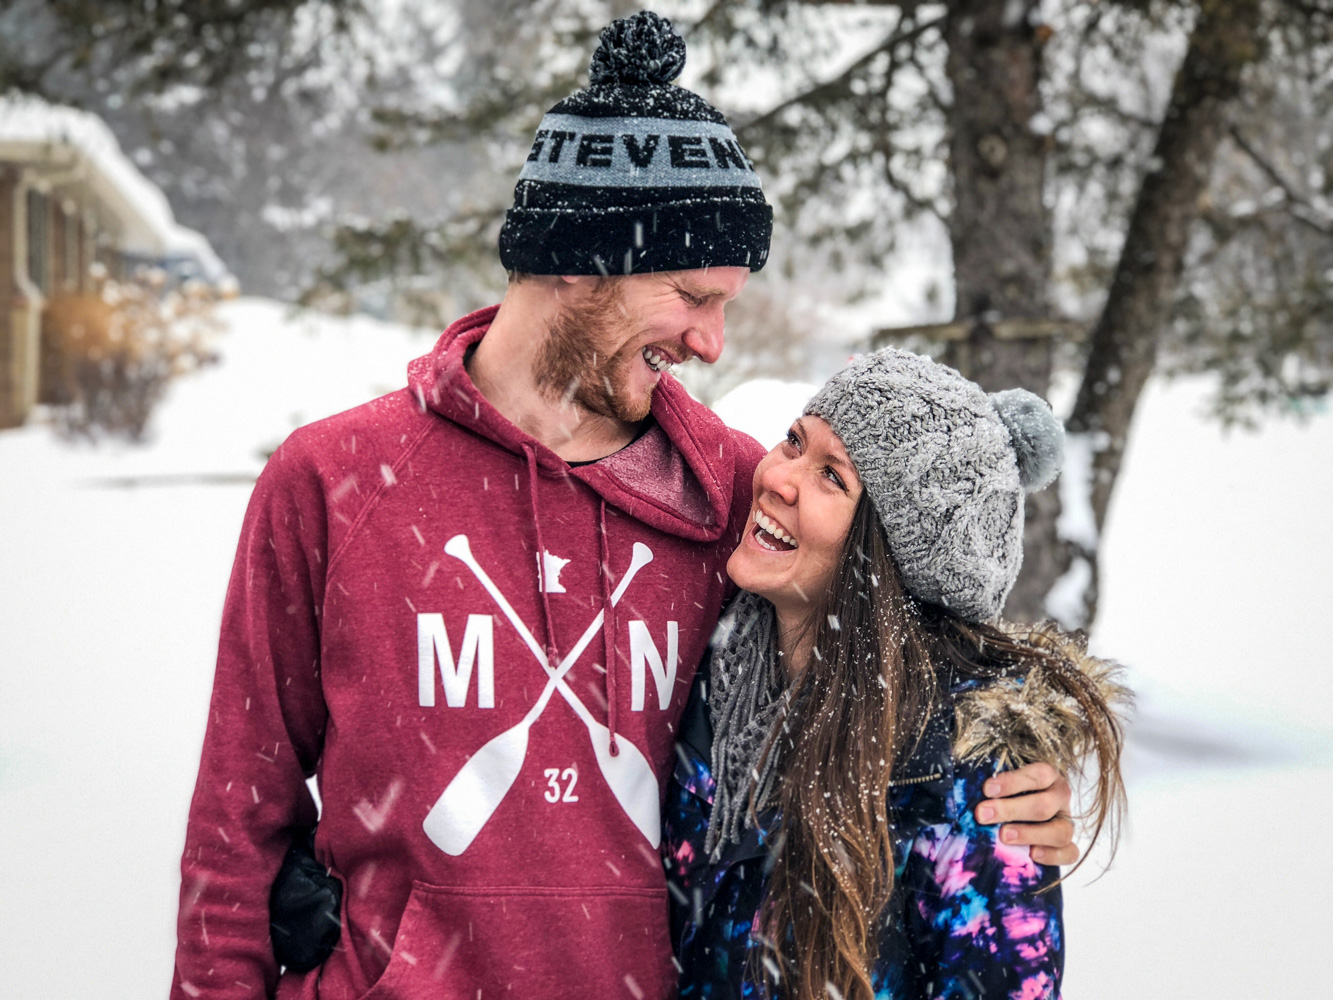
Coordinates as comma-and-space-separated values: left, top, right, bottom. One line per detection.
804, 348, 1065, 623
498, 10, 772, 276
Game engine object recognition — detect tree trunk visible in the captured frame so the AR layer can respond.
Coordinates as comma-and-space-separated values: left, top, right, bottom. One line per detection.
940, 0, 1058, 622
1059, 0, 1263, 628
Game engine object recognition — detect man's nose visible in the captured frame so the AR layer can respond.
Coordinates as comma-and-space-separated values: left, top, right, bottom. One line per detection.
682, 308, 726, 365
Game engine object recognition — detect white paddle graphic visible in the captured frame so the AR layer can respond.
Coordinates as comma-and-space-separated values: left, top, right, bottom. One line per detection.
422, 536, 660, 856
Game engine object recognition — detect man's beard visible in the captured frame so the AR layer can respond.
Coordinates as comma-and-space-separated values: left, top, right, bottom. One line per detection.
535, 283, 655, 423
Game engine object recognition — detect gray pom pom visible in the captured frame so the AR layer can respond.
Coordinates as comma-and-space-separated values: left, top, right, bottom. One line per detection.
990, 388, 1064, 492
589, 11, 686, 86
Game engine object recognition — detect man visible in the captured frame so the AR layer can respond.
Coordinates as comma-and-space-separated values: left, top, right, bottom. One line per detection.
171, 12, 1076, 999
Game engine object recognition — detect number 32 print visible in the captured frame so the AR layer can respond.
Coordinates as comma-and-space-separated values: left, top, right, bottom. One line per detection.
543, 766, 579, 803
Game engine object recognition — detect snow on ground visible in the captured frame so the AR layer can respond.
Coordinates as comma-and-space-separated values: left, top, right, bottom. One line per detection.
1, 299, 1329, 997
0, 300, 433, 999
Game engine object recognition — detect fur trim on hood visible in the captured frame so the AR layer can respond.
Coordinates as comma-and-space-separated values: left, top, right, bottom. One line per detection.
952, 622, 1133, 776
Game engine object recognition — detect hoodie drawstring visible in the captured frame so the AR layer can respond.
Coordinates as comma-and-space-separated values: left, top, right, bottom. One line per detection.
522, 444, 619, 756
599, 499, 619, 756
522, 444, 560, 671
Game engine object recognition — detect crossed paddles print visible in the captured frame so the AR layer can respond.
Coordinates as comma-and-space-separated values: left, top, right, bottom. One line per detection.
422, 535, 661, 856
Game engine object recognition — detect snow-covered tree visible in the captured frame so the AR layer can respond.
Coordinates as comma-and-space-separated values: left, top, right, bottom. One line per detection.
0, 0, 497, 308
321, 0, 1332, 628
9, 0, 1330, 629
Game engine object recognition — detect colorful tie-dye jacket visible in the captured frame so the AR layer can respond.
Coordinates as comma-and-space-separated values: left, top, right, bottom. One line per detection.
665, 665, 1065, 1000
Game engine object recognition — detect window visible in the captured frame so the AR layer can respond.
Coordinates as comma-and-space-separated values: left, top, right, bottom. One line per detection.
26, 189, 49, 294
63, 204, 80, 291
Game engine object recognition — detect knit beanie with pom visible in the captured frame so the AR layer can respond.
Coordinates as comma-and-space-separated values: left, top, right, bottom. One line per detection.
804, 348, 1065, 623
498, 10, 772, 276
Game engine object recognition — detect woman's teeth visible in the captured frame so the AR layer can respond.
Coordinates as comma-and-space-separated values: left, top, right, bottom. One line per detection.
754, 510, 798, 550
642, 347, 673, 373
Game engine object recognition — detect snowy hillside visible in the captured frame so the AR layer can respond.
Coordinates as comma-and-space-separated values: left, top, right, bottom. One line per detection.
1, 298, 1329, 997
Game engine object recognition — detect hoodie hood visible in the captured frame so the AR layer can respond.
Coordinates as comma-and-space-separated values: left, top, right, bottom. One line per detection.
407, 305, 739, 544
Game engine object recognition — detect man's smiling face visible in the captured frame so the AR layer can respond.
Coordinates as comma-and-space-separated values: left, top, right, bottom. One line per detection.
535, 267, 749, 422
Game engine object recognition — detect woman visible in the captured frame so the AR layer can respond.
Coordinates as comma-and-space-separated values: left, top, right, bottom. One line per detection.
666, 348, 1127, 1000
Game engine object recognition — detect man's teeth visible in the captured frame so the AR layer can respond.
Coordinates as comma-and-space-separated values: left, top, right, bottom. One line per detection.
643, 348, 673, 373
754, 510, 798, 549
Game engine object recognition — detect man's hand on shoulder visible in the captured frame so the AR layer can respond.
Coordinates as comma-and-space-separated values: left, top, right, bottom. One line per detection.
974, 762, 1078, 866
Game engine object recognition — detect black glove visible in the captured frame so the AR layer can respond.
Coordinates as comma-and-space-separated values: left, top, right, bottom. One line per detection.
269, 829, 342, 973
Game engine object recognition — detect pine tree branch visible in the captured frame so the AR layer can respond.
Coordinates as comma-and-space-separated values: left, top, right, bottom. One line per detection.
871, 317, 1085, 345
880, 145, 948, 221
786, 0, 921, 7
687, 0, 737, 34
1279, 0, 1333, 18
733, 11, 946, 140
1227, 124, 1333, 237
1073, 88, 1160, 131
3, 0, 367, 99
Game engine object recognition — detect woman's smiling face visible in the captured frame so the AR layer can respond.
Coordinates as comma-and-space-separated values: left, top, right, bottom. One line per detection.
726, 416, 864, 620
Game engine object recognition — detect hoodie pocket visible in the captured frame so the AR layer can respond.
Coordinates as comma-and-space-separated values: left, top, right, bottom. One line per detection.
358, 881, 674, 1000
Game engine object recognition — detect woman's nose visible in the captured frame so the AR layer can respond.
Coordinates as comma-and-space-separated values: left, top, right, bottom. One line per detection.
759, 457, 799, 506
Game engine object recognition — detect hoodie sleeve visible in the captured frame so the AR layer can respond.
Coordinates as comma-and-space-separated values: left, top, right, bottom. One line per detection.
171, 435, 329, 999
899, 760, 1064, 1000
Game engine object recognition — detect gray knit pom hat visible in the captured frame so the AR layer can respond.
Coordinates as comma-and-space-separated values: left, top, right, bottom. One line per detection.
804, 347, 1064, 622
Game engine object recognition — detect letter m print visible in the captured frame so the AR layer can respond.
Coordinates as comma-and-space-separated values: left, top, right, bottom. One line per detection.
418, 614, 494, 708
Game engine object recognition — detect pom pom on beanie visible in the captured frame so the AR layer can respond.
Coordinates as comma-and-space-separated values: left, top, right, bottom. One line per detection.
589, 10, 686, 85
990, 388, 1065, 492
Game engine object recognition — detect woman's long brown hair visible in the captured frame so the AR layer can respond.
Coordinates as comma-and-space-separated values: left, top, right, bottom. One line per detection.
753, 493, 1126, 1000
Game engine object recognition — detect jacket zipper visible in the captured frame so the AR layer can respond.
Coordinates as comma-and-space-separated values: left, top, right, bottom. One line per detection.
888, 771, 944, 787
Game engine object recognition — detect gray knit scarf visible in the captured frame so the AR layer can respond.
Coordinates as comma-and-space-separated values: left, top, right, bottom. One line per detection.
705, 590, 793, 861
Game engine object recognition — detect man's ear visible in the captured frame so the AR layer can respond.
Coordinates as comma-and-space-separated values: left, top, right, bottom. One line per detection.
558, 274, 610, 304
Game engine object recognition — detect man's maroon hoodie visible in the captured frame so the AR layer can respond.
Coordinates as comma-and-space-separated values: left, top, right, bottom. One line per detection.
170, 307, 764, 1000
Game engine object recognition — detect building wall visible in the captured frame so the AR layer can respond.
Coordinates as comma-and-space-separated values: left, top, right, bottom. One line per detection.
1, 167, 23, 428
0, 169, 13, 305
0, 167, 43, 429
1, 143, 206, 429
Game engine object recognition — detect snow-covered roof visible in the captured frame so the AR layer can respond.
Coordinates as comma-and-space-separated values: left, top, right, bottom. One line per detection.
0, 95, 227, 281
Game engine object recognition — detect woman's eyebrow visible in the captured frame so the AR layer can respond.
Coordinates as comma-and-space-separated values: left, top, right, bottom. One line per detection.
827, 452, 856, 475
792, 419, 846, 466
